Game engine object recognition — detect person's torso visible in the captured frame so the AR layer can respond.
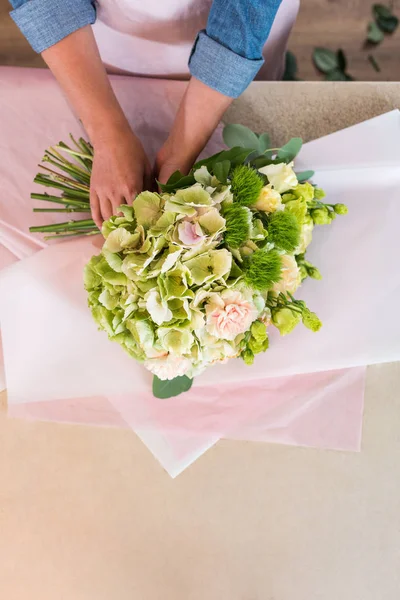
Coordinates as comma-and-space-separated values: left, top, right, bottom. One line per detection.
92, 0, 301, 80
93, 0, 212, 77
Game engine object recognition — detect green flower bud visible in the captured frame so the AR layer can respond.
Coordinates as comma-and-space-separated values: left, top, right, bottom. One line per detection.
250, 320, 268, 342
311, 208, 330, 225
272, 308, 301, 336
306, 266, 322, 280
302, 309, 322, 332
242, 349, 255, 365
334, 203, 348, 215
299, 265, 308, 281
248, 336, 269, 355
304, 214, 314, 227
313, 187, 326, 200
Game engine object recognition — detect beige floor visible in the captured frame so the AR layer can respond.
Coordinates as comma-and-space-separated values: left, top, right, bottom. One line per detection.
1, 82, 400, 599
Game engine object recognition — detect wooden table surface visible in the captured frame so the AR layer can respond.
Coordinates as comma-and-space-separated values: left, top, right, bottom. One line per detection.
1, 0, 400, 80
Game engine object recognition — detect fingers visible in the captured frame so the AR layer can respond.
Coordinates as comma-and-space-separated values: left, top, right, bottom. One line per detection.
90, 170, 150, 228
90, 189, 103, 231
99, 196, 113, 222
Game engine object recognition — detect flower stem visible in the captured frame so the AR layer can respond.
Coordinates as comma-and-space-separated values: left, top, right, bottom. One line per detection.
33, 207, 87, 213
31, 193, 89, 209
43, 230, 99, 240
30, 218, 96, 233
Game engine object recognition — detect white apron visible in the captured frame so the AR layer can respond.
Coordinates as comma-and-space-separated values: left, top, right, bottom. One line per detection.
92, 0, 300, 81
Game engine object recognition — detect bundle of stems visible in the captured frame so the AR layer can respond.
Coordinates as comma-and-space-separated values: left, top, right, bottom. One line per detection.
29, 136, 99, 240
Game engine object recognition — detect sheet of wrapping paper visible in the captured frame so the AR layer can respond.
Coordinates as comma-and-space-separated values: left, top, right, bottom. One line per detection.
0, 66, 371, 475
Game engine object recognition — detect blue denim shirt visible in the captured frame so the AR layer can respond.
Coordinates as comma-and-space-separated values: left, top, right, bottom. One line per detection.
9, 0, 282, 97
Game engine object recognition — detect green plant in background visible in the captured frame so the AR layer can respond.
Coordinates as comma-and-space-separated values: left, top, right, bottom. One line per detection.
283, 51, 299, 81
370, 3, 399, 36
366, 3, 399, 71
312, 48, 354, 81
288, 2, 398, 81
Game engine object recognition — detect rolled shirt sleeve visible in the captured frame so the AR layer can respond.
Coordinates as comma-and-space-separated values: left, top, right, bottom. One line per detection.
9, 0, 96, 54
189, 0, 283, 97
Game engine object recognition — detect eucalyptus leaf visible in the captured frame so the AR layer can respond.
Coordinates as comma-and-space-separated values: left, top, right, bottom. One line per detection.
258, 133, 271, 153
367, 21, 385, 43
337, 49, 347, 71
373, 3, 399, 33
223, 124, 261, 153
373, 3, 394, 20
296, 170, 315, 183
283, 51, 298, 80
277, 137, 303, 162
313, 47, 339, 73
324, 69, 348, 81
377, 14, 399, 33
213, 160, 231, 184
153, 375, 193, 399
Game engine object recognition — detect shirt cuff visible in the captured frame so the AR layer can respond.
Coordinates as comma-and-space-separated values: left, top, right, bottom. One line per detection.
10, 0, 96, 54
189, 31, 264, 98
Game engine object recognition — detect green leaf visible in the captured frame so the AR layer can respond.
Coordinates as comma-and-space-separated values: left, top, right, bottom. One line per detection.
258, 133, 271, 153
166, 170, 185, 186
376, 14, 399, 33
283, 51, 298, 80
222, 147, 256, 166
251, 157, 283, 169
193, 151, 223, 171
195, 147, 254, 172
152, 375, 193, 399
296, 170, 315, 183
367, 21, 385, 43
324, 69, 348, 81
159, 174, 196, 193
313, 47, 339, 73
213, 160, 231, 184
223, 124, 261, 153
337, 49, 347, 71
373, 4, 399, 32
373, 3, 392, 19
277, 137, 303, 162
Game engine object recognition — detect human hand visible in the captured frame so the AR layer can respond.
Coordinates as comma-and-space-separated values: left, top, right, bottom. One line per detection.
155, 77, 233, 187
155, 145, 193, 185
90, 124, 152, 229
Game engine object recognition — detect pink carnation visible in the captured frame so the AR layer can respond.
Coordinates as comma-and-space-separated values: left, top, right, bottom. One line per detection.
205, 290, 259, 341
144, 353, 191, 381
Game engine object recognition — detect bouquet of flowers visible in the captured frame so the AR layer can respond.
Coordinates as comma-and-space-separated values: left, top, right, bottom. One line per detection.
30, 125, 347, 398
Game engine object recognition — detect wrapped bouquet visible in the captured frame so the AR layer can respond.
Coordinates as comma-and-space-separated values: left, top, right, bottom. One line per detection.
30, 125, 347, 398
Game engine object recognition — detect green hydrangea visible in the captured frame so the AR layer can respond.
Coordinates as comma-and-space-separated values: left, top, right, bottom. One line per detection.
83, 153, 338, 387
